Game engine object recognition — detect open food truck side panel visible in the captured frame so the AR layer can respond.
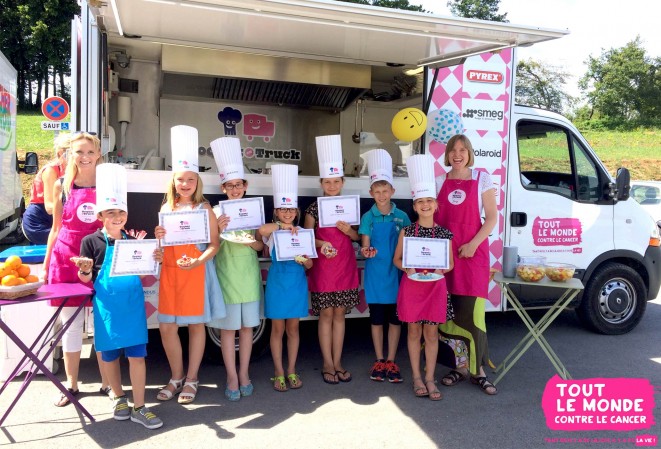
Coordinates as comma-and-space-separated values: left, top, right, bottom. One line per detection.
0, 51, 29, 244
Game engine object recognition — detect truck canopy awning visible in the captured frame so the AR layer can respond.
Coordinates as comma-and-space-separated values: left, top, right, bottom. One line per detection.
98, 0, 568, 68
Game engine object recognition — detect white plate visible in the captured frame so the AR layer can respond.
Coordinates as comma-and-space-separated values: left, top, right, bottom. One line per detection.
408, 272, 443, 282
220, 232, 256, 244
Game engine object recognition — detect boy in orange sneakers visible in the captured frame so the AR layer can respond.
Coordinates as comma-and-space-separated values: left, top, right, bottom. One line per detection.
359, 150, 410, 383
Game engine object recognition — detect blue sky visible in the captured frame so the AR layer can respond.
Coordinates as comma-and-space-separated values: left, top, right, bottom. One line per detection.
418, 0, 659, 97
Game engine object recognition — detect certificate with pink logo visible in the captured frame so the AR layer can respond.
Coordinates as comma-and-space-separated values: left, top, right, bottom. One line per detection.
402, 237, 450, 269
110, 239, 160, 277
317, 195, 360, 228
159, 209, 210, 246
273, 229, 318, 261
216, 197, 265, 231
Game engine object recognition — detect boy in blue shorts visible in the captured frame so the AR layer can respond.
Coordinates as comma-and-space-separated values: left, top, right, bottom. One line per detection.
73, 164, 163, 429
359, 149, 411, 383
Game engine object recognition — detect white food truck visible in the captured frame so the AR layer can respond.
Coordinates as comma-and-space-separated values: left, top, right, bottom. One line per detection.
0, 50, 36, 244
73, 0, 660, 354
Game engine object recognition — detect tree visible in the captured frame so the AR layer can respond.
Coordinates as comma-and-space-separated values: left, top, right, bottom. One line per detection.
579, 37, 661, 124
515, 58, 574, 114
337, 0, 425, 12
447, 0, 508, 22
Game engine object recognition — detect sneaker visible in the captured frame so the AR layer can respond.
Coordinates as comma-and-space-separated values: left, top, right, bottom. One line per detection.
385, 360, 403, 383
130, 406, 163, 430
369, 359, 387, 382
112, 396, 130, 421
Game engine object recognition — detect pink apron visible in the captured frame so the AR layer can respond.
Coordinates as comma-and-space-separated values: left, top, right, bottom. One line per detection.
307, 224, 358, 293
396, 223, 448, 323
48, 184, 97, 306
435, 172, 490, 298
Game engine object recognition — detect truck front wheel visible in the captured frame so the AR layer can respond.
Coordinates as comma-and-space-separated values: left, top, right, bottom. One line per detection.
577, 262, 647, 335
204, 319, 271, 363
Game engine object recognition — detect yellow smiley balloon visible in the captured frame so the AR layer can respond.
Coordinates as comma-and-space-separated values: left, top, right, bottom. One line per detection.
391, 108, 428, 142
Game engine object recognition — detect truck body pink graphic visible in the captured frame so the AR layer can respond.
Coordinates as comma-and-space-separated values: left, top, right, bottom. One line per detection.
243, 113, 275, 142
533, 217, 582, 246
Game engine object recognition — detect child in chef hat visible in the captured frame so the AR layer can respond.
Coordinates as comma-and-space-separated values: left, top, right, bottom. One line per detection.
75, 163, 163, 429
259, 164, 312, 391
303, 135, 360, 385
153, 125, 225, 405
392, 153, 454, 402
359, 149, 411, 384
208, 136, 264, 401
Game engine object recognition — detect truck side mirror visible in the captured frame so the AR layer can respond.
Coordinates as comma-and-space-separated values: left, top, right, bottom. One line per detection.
615, 167, 630, 201
20, 152, 39, 175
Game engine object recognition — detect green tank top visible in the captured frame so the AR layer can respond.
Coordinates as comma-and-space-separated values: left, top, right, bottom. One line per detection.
215, 229, 262, 304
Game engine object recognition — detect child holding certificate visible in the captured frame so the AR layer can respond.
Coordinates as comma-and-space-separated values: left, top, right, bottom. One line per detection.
304, 135, 359, 385
209, 137, 264, 402
154, 126, 225, 405
393, 154, 454, 401
359, 149, 410, 384
75, 164, 163, 429
259, 164, 312, 392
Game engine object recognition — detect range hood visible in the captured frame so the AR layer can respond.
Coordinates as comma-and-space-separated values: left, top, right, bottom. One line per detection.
161, 46, 371, 111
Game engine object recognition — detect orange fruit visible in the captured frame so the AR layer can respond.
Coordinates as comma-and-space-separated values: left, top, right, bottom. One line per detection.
17, 264, 31, 278
8, 270, 18, 278
0, 263, 10, 278
1, 275, 19, 287
4, 255, 22, 270
14, 277, 27, 285
24, 274, 40, 284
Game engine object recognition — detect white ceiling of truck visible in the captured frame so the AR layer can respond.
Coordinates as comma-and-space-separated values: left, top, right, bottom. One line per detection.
100, 0, 568, 67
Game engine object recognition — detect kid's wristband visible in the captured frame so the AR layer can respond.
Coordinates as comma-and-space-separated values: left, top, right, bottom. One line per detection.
78, 269, 91, 276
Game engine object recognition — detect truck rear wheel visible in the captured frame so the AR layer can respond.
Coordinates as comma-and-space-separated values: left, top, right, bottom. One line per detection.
0, 199, 26, 245
204, 319, 270, 363
577, 262, 647, 335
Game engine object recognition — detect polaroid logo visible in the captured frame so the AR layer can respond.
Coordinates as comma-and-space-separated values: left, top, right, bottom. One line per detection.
474, 147, 502, 158
462, 109, 504, 120
466, 70, 504, 84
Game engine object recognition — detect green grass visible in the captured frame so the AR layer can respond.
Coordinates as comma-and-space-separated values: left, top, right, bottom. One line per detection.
16, 112, 61, 154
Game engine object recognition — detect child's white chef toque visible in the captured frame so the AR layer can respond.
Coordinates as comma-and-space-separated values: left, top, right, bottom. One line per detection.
315, 135, 344, 178
95, 163, 128, 213
211, 136, 245, 183
170, 125, 199, 173
271, 164, 298, 208
406, 154, 436, 200
366, 149, 393, 186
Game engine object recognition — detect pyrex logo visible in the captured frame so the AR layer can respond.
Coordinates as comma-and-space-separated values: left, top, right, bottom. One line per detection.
466, 70, 503, 84
462, 109, 504, 120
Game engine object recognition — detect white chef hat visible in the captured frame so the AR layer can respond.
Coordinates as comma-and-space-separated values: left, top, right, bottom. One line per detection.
406, 154, 436, 200
366, 149, 393, 186
271, 164, 298, 208
315, 135, 344, 178
95, 163, 128, 213
210, 136, 245, 183
170, 125, 199, 173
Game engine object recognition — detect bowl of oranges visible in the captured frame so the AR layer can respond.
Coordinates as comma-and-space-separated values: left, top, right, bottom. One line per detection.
0, 255, 43, 300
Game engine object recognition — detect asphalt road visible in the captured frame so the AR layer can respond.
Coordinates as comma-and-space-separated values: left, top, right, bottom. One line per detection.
1, 294, 660, 449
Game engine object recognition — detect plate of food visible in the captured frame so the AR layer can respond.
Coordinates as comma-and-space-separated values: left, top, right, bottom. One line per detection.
408, 270, 443, 282
294, 255, 309, 263
176, 255, 193, 267
221, 231, 256, 244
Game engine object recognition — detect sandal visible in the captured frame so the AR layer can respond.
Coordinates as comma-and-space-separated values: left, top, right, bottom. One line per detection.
225, 385, 240, 401
441, 370, 467, 387
157, 376, 185, 401
54, 388, 79, 407
99, 385, 112, 396
425, 379, 443, 401
321, 371, 339, 385
271, 376, 288, 392
336, 369, 352, 383
287, 373, 303, 389
178, 378, 199, 404
471, 376, 498, 395
412, 378, 428, 397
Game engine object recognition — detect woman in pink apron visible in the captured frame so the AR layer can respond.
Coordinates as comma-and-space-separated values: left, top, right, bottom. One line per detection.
434, 134, 498, 395
42, 132, 109, 406
304, 177, 359, 384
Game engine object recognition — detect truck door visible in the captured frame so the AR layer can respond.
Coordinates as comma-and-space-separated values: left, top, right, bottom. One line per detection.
507, 119, 613, 305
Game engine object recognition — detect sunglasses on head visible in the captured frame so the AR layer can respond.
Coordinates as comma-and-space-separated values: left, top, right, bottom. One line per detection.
71, 131, 98, 136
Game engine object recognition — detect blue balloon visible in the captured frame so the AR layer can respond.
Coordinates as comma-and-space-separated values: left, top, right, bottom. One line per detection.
427, 109, 464, 144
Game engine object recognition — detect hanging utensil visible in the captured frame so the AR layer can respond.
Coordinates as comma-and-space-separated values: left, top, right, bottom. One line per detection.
352, 100, 361, 143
